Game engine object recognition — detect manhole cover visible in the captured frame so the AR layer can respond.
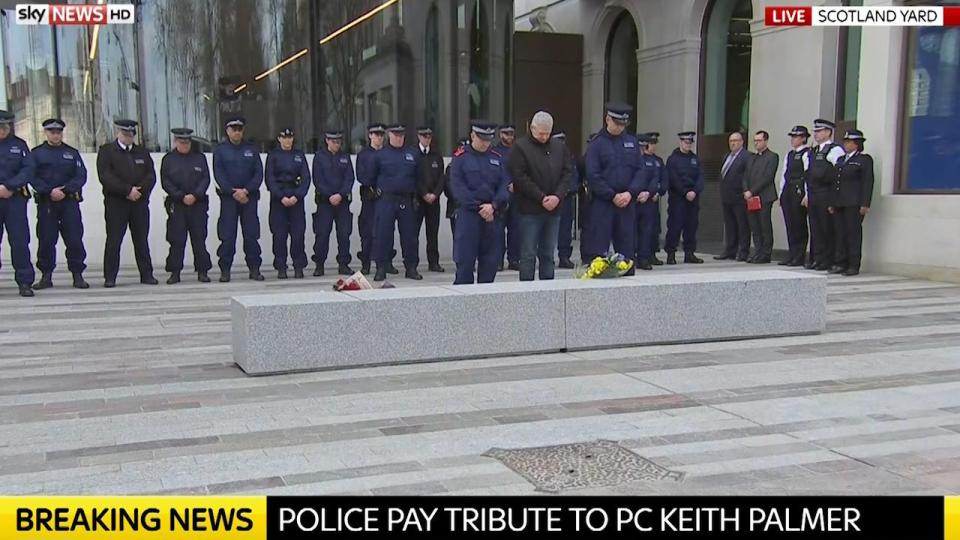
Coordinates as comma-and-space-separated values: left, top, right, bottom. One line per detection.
484, 439, 685, 493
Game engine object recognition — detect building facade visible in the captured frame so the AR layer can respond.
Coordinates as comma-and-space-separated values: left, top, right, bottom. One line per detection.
516, 0, 960, 281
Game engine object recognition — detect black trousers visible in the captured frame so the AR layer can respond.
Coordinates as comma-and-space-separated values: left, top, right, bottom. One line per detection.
104, 197, 153, 281
780, 185, 808, 262
833, 206, 863, 269
808, 197, 834, 266
721, 201, 750, 258
747, 203, 774, 259
418, 200, 442, 266
165, 198, 212, 273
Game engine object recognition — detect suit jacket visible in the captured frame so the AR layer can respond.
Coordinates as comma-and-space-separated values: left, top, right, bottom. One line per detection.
96, 141, 156, 201
719, 149, 749, 204
743, 149, 780, 204
833, 152, 874, 208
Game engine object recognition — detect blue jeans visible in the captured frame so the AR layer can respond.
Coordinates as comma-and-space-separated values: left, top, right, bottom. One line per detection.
518, 213, 560, 281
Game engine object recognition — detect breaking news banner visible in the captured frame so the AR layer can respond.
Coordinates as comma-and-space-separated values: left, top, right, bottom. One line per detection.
15, 3, 135, 25
0, 496, 958, 539
765, 5, 960, 26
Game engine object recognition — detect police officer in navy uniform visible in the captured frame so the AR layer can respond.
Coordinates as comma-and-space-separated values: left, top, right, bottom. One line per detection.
369, 124, 422, 281
828, 129, 874, 276
213, 116, 264, 282
663, 131, 705, 264
583, 103, 643, 272
494, 124, 519, 271
97, 119, 158, 287
450, 121, 511, 284
645, 132, 667, 266
311, 129, 355, 276
415, 126, 446, 273
805, 118, 845, 271
356, 123, 397, 275
635, 132, 664, 270
160, 128, 212, 284
444, 135, 470, 244
29, 118, 88, 290
552, 129, 578, 269
0, 111, 36, 296
779, 125, 812, 266
265, 128, 310, 279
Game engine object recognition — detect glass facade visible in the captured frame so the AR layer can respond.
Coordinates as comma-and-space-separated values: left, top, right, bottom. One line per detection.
1, 0, 513, 154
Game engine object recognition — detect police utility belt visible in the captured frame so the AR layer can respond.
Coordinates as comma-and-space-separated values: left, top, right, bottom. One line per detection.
34, 189, 78, 202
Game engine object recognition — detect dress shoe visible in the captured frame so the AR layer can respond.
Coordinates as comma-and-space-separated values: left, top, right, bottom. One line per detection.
684, 253, 704, 264
34, 273, 53, 289
73, 273, 90, 289
374, 268, 387, 282
736, 254, 749, 262
843, 267, 860, 276
249, 271, 265, 281
198, 271, 211, 283
294, 268, 305, 279
666, 253, 677, 265
166, 272, 181, 285
828, 265, 847, 274
277, 270, 288, 280
386, 263, 400, 275
804, 261, 817, 270
558, 257, 574, 269
141, 276, 159, 285
338, 265, 354, 275
314, 266, 325, 277
104, 279, 116, 288
360, 263, 370, 275
18, 284, 34, 297
638, 260, 653, 271
713, 254, 733, 261
497, 262, 504, 271
787, 259, 805, 267
507, 261, 521, 271
814, 263, 831, 271
778, 259, 791, 266
428, 263, 445, 272
651, 256, 664, 266
752, 257, 771, 264
219, 271, 231, 283
405, 268, 423, 280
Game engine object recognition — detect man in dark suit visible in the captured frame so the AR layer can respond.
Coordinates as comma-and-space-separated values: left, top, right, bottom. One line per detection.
715, 131, 750, 261
743, 130, 780, 263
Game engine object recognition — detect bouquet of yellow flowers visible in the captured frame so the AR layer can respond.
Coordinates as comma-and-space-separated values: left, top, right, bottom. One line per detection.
577, 252, 634, 279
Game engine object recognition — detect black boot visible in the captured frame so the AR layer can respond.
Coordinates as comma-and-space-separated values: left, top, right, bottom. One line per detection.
666, 252, 677, 265
360, 262, 370, 275
651, 255, 664, 266
219, 270, 231, 283
558, 257, 575, 269
428, 263, 445, 272
294, 268, 305, 279
638, 259, 653, 271
277, 269, 288, 280
104, 279, 116, 288
72, 273, 90, 289
34, 273, 53, 290
828, 265, 847, 274
18, 284, 34, 297
843, 267, 860, 276
198, 271, 211, 283
685, 253, 704, 264
249, 270, 265, 281
166, 272, 181, 285
141, 275, 159, 285
338, 264, 354, 275
374, 266, 387, 282
507, 261, 521, 271
405, 266, 423, 280
386, 262, 400, 275
313, 266, 325, 277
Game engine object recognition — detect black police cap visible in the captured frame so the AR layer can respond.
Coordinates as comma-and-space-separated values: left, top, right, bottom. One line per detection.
843, 129, 866, 142
324, 129, 344, 140
678, 131, 696, 142
0, 110, 13, 125
42, 118, 66, 130
788, 125, 810, 138
813, 119, 835, 131
470, 120, 497, 141
367, 123, 386, 134
171, 128, 194, 139
114, 119, 138, 132
386, 123, 406, 133
224, 116, 246, 129
605, 102, 632, 124
416, 126, 434, 136
278, 128, 295, 138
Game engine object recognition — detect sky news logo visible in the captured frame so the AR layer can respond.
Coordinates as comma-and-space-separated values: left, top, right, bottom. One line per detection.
765, 5, 960, 27
15, 4, 135, 25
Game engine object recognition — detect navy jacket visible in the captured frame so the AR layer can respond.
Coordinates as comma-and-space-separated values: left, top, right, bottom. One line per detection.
265, 148, 310, 201
639, 152, 666, 195
0, 135, 33, 197
29, 141, 86, 199
584, 128, 644, 201
450, 145, 510, 212
160, 150, 210, 201
312, 149, 355, 200
665, 148, 705, 196
213, 140, 263, 198
369, 144, 418, 195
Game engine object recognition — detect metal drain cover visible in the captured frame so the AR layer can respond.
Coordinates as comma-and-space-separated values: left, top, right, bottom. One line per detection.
485, 439, 685, 493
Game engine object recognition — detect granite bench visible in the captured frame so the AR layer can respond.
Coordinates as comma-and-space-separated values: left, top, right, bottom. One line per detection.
231, 270, 826, 375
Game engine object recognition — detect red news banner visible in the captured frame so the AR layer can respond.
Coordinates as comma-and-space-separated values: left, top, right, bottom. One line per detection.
15, 3, 135, 25
765, 5, 960, 27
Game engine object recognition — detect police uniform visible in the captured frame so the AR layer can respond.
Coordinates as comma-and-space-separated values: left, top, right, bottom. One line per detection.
415, 126, 446, 273
29, 118, 88, 290
779, 126, 812, 266
213, 116, 263, 281
830, 130, 874, 276
444, 136, 470, 250
311, 129, 355, 276
96, 119, 157, 287
552, 130, 579, 268
450, 122, 511, 284
663, 131, 705, 264
369, 124, 421, 281
494, 125, 520, 271
265, 128, 310, 278
0, 111, 36, 296
356, 123, 394, 275
583, 103, 643, 268
160, 128, 212, 284
635, 132, 665, 270
805, 118, 845, 270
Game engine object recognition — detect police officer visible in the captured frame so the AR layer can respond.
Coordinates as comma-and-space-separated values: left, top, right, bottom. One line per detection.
0, 111, 36, 297
160, 128, 212, 284
552, 130, 578, 269
213, 116, 264, 282
828, 129, 874, 276
97, 119, 158, 287
663, 131, 705, 264
779, 125, 812, 266
444, 135, 471, 245
583, 103, 643, 272
494, 124, 520, 271
265, 128, 310, 279
415, 126, 445, 273
311, 129, 354, 276
635, 132, 665, 270
29, 118, 88, 289
450, 121, 511, 284
356, 123, 396, 275
805, 118, 845, 271
369, 124, 422, 281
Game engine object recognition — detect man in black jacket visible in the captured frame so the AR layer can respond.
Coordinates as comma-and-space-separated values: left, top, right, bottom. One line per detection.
96, 119, 157, 287
415, 126, 445, 272
715, 131, 751, 261
507, 111, 574, 281
743, 131, 780, 263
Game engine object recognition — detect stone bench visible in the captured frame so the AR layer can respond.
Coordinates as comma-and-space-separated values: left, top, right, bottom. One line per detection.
231, 270, 826, 375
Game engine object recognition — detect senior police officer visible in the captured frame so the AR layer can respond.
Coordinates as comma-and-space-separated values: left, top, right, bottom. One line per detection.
265, 128, 310, 279
213, 116, 264, 282
0, 111, 36, 296
450, 121, 511, 284
312, 128, 355, 276
494, 124, 520, 271
356, 123, 396, 275
828, 129, 874, 276
663, 131, 705, 264
415, 126, 445, 273
160, 128, 212, 284
779, 125, 812, 266
583, 103, 643, 271
635, 132, 665, 270
369, 124, 422, 282
97, 119, 158, 287
552, 130, 579, 269
805, 118, 845, 271
30, 118, 88, 289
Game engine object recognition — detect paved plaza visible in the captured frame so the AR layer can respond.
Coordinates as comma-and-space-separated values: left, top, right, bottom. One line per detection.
1, 259, 960, 495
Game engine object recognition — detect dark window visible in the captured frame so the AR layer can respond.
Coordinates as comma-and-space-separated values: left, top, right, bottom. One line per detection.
701, 0, 752, 135
837, 0, 863, 122
604, 11, 638, 134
